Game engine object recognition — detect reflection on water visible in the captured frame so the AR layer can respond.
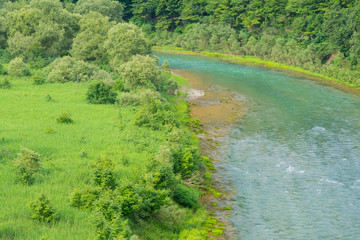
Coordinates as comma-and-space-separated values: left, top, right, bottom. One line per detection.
156, 53, 360, 240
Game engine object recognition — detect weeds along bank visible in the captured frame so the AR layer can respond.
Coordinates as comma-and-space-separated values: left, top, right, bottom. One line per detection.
0, 1, 217, 239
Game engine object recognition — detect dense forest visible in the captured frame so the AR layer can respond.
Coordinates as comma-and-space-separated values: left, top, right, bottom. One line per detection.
124, 0, 360, 87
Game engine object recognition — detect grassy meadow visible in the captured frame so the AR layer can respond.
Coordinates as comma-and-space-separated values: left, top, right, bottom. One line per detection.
0, 74, 207, 240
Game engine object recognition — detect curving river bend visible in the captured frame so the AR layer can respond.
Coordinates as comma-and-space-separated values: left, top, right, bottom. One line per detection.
156, 52, 360, 240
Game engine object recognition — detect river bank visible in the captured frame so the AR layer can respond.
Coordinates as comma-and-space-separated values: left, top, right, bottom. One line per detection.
175, 69, 248, 239
154, 46, 360, 96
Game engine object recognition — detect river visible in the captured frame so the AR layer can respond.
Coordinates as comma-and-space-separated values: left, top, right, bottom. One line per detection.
155, 52, 360, 240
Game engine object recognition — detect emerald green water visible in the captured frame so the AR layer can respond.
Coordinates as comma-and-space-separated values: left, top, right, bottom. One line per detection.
156, 53, 360, 240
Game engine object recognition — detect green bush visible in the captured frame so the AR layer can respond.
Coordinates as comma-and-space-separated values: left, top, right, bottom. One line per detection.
0, 64, 6, 75
171, 146, 202, 178
28, 193, 58, 223
0, 78, 11, 89
32, 72, 45, 85
13, 147, 41, 185
56, 112, 73, 124
154, 205, 186, 230
92, 157, 117, 189
8, 57, 30, 77
146, 159, 179, 191
118, 92, 141, 106
118, 55, 164, 90
86, 81, 117, 104
134, 100, 179, 130
47, 56, 99, 83
70, 186, 102, 210
92, 211, 131, 240
173, 184, 199, 209
166, 77, 178, 95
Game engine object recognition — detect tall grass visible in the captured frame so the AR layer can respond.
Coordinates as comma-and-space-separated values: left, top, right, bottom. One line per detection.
0, 74, 203, 239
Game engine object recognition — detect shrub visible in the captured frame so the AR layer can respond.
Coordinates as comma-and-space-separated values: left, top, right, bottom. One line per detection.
92, 211, 131, 240
92, 157, 117, 189
86, 81, 117, 104
70, 186, 102, 210
13, 147, 41, 185
45, 94, 53, 102
47, 56, 99, 83
146, 159, 179, 191
118, 92, 141, 106
0, 78, 11, 89
118, 55, 164, 90
32, 72, 45, 85
171, 146, 202, 178
43, 126, 56, 134
8, 57, 30, 77
161, 60, 171, 74
56, 112, 73, 124
173, 184, 199, 209
134, 100, 179, 130
28, 193, 58, 223
0, 64, 6, 75
166, 77, 178, 95
154, 205, 186, 230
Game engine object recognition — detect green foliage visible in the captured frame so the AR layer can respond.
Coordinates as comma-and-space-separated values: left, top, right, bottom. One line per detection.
8, 57, 30, 77
13, 147, 41, 185
56, 112, 73, 124
171, 146, 202, 178
166, 77, 178, 95
0, 78, 11, 89
28, 193, 58, 223
74, 0, 124, 22
70, 186, 102, 210
104, 23, 150, 68
92, 211, 131, 240
173, 184, 199, 209
92, 157, 117, 189
119, 55, 164, 90
146, 158, 179, 191
87, 81, 117, 105
134, 100, 179, 130
32, 71, 45, 85
47, 56, 99, 83
153, 205, 187, 230
71, 11, 111, 61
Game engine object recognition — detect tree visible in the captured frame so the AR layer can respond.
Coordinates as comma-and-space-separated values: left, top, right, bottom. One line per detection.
74, 0, 124, 22
104, 23, 150, 68
71, 11, 111, 61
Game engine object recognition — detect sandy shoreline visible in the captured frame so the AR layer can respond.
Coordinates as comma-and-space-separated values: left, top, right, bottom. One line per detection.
174, 69, 248, 239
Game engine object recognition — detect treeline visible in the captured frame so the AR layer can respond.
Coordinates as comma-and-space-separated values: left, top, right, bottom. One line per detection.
100, 0, 359, 88
0, 0, 212, 239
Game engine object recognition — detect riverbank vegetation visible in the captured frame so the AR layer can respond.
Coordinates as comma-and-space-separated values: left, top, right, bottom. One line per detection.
0, 1, 214, 239
116, 0, 360, 88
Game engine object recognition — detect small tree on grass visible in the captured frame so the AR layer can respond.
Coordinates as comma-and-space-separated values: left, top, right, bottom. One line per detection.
87, 81, 117, 104
28, 193, 58, 223
13, 147, 41, 184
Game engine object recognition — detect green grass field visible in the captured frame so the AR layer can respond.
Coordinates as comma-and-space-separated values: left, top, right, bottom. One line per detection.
0, 75, 207, 240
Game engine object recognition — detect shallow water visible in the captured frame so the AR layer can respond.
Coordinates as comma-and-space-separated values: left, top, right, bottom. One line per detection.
156, 53, 360, 240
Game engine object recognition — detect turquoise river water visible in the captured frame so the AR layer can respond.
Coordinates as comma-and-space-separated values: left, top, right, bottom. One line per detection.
156, 53, 360, 240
